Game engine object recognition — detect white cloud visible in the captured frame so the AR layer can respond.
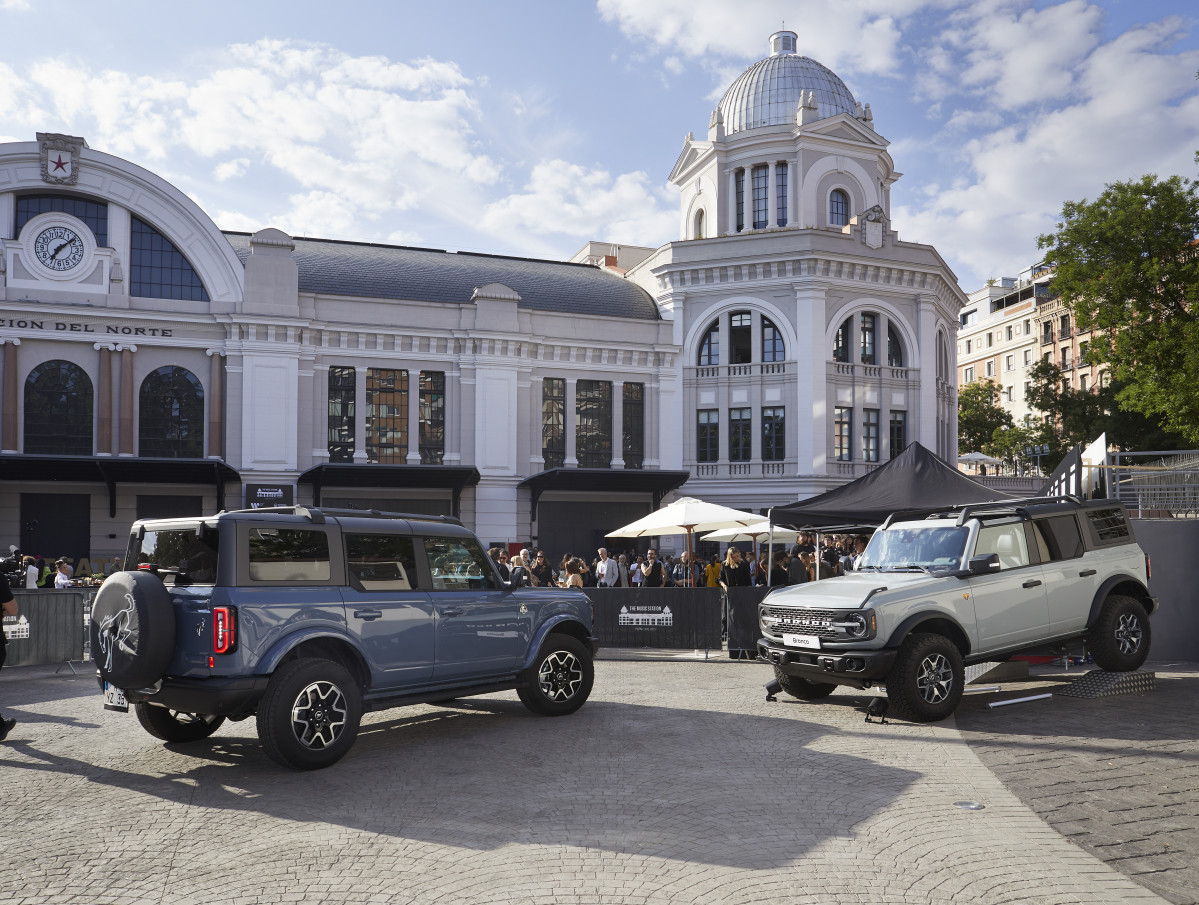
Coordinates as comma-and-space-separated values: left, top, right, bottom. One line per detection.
480, 160, 676, 248
0, 0, 31, 10
213, 158, 249, 181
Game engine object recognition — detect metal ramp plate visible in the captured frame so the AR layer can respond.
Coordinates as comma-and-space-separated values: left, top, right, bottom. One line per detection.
965, 660, 1030, 684
1055, 669, 1156, 699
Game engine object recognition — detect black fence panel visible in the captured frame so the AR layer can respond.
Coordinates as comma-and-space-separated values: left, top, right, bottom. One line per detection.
727, 587, 771, 656
584, 588, 722, 649
3, 590, 89, 667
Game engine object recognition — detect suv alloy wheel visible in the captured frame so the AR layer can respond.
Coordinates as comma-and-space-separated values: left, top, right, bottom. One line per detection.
1089, 595, 1151, 672
256, 658, 363, 770
517, 634, 594, 716
885, 632, 964, 722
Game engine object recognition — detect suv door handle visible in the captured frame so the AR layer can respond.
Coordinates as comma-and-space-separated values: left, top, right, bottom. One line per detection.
353, 608, 382, 621
441, 609, 464, 618
1022, 579, 1042, 589
1079, 569, 1097, 577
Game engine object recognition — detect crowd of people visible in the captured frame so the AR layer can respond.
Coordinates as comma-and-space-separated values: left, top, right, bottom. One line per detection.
486, 532, 871, 590
0, 551, 81, 590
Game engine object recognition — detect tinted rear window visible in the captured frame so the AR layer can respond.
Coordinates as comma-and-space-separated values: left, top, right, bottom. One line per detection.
1085, 507, 1131, 544
1032, 516, 1084, 561
128, 526, 218, 584
248, 528, 331, 581
345, 533, 421, 590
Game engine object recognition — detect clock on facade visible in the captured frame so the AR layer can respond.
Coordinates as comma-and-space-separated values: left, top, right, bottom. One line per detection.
33, 225, 86, 272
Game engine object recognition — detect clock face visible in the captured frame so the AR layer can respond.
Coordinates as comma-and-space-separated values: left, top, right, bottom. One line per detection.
33, 225, 86, 272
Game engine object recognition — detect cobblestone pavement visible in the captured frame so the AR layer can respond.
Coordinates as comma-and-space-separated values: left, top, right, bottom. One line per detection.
0, 658, 1172, 905
954, 661, 1199, 905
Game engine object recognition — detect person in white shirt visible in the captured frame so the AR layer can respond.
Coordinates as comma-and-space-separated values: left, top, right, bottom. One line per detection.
23, 557, 37, 590
595, 548, 619, 587
53, 561, 72, 589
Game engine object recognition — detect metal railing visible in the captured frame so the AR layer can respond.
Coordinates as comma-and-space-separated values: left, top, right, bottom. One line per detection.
1107, 451, 1199, 518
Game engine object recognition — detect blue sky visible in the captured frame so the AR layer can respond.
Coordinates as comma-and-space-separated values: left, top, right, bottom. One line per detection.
1, 0, 1196, 292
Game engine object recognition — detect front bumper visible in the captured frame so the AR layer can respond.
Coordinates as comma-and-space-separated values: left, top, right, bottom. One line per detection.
96, 673, 269, 716
757, 638, 897, 687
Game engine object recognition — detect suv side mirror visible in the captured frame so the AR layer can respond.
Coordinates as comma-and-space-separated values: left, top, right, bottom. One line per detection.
968, 553, 1001, 574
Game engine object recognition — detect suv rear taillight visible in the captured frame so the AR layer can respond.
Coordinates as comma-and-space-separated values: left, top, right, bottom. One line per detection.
213, 606, 236, 655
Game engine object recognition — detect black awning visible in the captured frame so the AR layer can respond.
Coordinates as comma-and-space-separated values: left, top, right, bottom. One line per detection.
0, 454, 240, 516
297, 464, 482, 518
518, 467, 691, 520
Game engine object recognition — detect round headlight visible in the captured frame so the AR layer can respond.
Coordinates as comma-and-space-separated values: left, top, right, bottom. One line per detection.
844, 612, 868, 637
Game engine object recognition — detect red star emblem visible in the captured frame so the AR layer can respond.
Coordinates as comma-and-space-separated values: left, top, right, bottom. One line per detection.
51, 154, 69, 172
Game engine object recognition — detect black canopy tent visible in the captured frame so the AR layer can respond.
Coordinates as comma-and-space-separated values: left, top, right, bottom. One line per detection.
771, 442, 1018, 531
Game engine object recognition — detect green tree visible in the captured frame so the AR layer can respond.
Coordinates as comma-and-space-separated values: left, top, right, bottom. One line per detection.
958, 380, 1012, 454
1038, 171, 1199, 443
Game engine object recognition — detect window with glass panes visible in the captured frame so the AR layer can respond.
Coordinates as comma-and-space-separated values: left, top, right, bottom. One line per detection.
860, 313, 876, 364
622, 383, 644, 469
24, 360, 93, 455
762, 407, 785, 460
752, 166, 768, 229
576, 380, 612, 468
762, 317, 785, 362
735, 169, 745, 232
889, 411, 907, 458
418, 371, 445, 464
730, 311, 752, 364
327, 367, 355, 462
139, 366, 204, 458
834, 407, 852, 461
863, 409, 880, 462
16, 193, 108, 247
775, 163, 788, 226
829, 189, 849, 226
833, 317, 851, 362
542, 378, 565, 469
697, 410, 719, 462
697, 321, 719, 366
887, 324, 903, 367
130, 216, 209, 302
729, 408, 752, 461
366, 369, 408, 463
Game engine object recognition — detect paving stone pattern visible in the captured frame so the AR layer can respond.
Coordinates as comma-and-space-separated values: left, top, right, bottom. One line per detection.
955, 663, 1199, 905
0, 659, 1174, 905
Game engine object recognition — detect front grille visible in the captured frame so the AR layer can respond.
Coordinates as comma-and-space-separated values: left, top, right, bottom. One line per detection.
763, 606, 843, 639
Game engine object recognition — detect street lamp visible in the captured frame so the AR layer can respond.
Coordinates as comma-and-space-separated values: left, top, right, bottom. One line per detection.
1022, 444, 1050, 475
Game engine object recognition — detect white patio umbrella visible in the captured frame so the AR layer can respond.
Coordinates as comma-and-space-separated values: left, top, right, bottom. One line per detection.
700, 521, 799, 545
957, 451, 1002, 464
606, 497, 759, 586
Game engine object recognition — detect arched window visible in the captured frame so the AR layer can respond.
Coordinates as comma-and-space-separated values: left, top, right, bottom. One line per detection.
730, 311, 752, 364
130, 216, 210, 302
24, 360, 93, 455
762, 317, 785, 362
697, 320, 719, 366
833, 317, 852, 363
16, 193, 108, 246
937, 332, 949, 381
139, 366, 204, 458
829, 189, 850, 227
693, 209, 705, 240
887, 324, 904, 367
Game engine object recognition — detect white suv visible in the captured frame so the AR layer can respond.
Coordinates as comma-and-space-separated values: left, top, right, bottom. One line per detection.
758, 497, 1155, 722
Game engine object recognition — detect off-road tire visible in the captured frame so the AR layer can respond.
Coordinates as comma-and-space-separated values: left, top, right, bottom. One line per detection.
773, 666, 837, 701
90, 570, 176, 690
517, 634, 594, 716
885, 632, 964, 723
1089, 595, 1151, 672
135, 703, 225, 743
256, 658, 362, 770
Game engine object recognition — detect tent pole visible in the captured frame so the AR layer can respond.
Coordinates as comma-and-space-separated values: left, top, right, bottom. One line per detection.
815, 531, 821, 580
767, 509, 774, 587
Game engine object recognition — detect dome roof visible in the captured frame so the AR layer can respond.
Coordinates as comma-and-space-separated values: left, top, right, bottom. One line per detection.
717, 31, 857, 135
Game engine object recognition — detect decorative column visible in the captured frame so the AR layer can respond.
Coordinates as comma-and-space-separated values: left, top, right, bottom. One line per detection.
529, 374, 544, 471
768, 161, 778, 227
795, 286, 827, 476
792, 154, 802, 227
353, 366, 368, 463
406, 368, 421, 464
611, 380, 624, 469
564, 377, 578, 467
1, 338, 19, 452
727, 169, 738, 234
94, 343, 113, 455
206, 349, 225, 459
118, 344, 136, 456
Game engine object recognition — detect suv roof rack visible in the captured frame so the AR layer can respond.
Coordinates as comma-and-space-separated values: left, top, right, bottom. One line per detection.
219, 506, 463, 527
877, 495, 1087, 530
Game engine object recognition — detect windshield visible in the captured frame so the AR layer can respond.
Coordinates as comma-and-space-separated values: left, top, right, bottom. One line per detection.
857, 525, 968, 572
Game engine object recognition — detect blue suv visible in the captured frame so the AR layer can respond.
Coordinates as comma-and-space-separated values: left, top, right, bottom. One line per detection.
91, 507, 597, 769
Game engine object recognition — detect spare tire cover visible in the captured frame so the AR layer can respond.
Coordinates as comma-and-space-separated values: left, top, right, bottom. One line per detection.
90, 571, 176, 689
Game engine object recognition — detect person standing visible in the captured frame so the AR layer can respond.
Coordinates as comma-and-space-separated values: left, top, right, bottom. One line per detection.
0, 571, 17, 740
530, 551, 556, 588
769, 550, 790, 587
704, 556, 722, 588
719, 547, 751, 590
53, 560, 72, 589
640, 549, 665, 588
595, 548, 618, 587
23, 556, 37, 590
630, 554, 645, 587
564, 557, 585, 589
615, 554, 632, 588
787, 544, 810, 584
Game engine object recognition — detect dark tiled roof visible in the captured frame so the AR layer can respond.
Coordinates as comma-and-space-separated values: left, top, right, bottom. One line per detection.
223, 233, 659, 321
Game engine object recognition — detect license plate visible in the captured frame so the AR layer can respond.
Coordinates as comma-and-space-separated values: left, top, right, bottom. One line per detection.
103, 682, 128, 713
783, 633, 821, 650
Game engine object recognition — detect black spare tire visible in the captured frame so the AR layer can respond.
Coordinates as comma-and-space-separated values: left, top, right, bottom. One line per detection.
90, 570, 176, 690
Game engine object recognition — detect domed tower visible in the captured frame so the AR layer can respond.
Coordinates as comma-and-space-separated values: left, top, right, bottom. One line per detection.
624, 32, 965, 509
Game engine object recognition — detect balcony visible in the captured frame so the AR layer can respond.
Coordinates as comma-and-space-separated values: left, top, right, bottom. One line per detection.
691, 460, 794, 479
688, 361, 791, 381
827, 361, 911, 381
1041, 332, 1055, 345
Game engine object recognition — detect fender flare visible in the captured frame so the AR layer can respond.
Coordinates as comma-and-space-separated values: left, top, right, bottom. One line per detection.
522, 615, 593, 671
257, 627, 369, 676
1087, 573, 1152, 627
884, 610, 973, 657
